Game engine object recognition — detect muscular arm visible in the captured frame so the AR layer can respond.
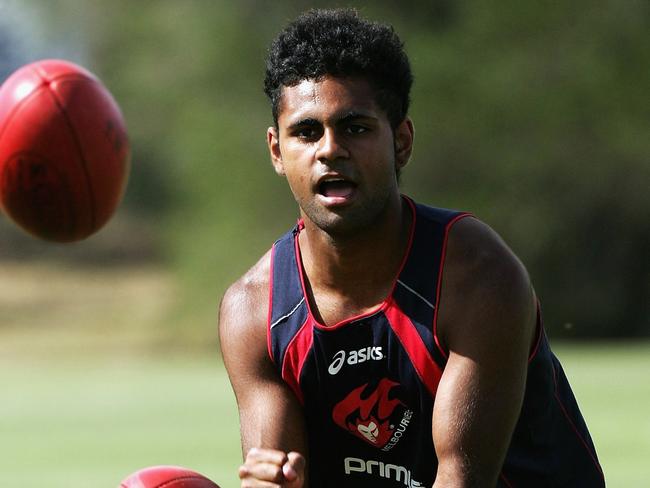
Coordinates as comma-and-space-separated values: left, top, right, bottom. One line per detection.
432, 218, 537, 487
219, 251, 308, 487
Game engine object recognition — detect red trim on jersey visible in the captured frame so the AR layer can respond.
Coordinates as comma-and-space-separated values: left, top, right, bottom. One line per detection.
551, 363, 605, 480
281, 316, 313, 405
267, 244, 276, 364
294, 195, 417, 331
432, 213, 473, 359
499, 471, 514, 487
385, 298, 443, 397
528, 301, 544, 364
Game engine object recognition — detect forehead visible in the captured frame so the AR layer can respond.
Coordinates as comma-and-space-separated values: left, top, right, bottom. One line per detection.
277, 76, 382, 125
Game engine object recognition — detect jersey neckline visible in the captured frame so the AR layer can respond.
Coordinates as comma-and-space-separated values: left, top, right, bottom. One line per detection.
292, 195, 417, 331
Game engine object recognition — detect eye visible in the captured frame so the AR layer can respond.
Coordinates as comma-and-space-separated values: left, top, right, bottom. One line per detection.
298, 128, 315, 138
293, 126, 321, 141
346, 124, 368, 135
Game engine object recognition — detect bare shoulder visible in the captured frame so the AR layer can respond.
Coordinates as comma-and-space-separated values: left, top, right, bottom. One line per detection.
219, 249, 272, 327
445, 217, 530, 290
438, 216, 536, 352
219, 249, 272, 362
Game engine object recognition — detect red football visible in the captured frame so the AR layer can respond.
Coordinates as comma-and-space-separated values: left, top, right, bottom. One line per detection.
119, 465, 221, 488
0, 59, 130, 242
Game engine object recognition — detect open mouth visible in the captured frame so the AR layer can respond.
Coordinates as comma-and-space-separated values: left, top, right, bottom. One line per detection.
318, 179, 357, 199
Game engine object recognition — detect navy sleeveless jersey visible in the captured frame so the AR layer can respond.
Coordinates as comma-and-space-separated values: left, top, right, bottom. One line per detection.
267, 199, 604, 488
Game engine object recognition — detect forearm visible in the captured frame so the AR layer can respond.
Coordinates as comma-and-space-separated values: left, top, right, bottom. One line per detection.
432, 454, 484, 488
235, 387, 309, 488
238, 384, 308, 452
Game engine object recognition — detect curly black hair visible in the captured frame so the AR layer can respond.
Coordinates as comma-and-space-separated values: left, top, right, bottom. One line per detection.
264, 9, 413, 129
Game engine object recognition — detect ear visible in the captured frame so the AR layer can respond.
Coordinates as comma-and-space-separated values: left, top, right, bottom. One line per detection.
394, 117, 414, 169
267, 126, 285, 176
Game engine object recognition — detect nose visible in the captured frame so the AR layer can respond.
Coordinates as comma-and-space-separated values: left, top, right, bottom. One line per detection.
315, 127, 349, 162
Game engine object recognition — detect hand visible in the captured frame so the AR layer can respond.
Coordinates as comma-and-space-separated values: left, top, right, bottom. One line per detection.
239, 447, 306, 488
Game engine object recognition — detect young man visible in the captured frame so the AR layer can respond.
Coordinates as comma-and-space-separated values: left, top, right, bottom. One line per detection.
220, 9, 604, 488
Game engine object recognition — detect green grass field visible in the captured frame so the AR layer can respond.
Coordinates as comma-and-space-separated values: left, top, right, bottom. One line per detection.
1, 264, 647, 487
1, 344, 647, 487
0, 356, 241, 487
553, 342, 650, 487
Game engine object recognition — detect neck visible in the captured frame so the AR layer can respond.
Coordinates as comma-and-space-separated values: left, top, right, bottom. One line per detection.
298, 195, 412, 313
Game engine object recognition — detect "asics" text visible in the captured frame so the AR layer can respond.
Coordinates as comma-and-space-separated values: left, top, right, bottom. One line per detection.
328, 346, 384, 375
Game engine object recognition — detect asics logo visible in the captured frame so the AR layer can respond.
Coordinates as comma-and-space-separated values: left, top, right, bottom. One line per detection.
328, 347, 384, 375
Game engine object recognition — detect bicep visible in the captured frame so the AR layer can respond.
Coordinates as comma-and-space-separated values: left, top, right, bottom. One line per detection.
432, 347, 529, 486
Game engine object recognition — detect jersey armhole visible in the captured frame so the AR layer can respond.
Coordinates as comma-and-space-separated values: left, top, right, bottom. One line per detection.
432, 212, 474, 359
266, 244, 276, 365
528, 299, 544, 363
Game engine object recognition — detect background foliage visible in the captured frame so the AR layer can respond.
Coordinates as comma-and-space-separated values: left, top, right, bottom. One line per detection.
1, 0, 648, 338
1, 2, 648, 487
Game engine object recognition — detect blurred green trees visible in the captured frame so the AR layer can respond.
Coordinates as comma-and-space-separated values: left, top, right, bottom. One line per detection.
1, 0, 648, 338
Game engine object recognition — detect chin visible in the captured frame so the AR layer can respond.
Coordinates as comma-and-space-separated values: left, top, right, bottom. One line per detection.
302, 201, 387, 238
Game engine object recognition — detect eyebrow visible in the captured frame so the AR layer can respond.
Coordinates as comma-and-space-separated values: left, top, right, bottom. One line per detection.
287, 118, 320, 131
287, 111, 376, 131
338, 111, 375, 124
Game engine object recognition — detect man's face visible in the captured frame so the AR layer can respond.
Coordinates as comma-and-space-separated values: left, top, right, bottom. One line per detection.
267, 76, 413, 236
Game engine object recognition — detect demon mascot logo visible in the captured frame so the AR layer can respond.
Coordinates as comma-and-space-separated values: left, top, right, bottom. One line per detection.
332, 378, 411, 449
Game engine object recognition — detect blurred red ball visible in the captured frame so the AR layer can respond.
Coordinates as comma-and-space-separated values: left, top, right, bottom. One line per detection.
118, 465, 221, 488
0, 59, 130, 242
